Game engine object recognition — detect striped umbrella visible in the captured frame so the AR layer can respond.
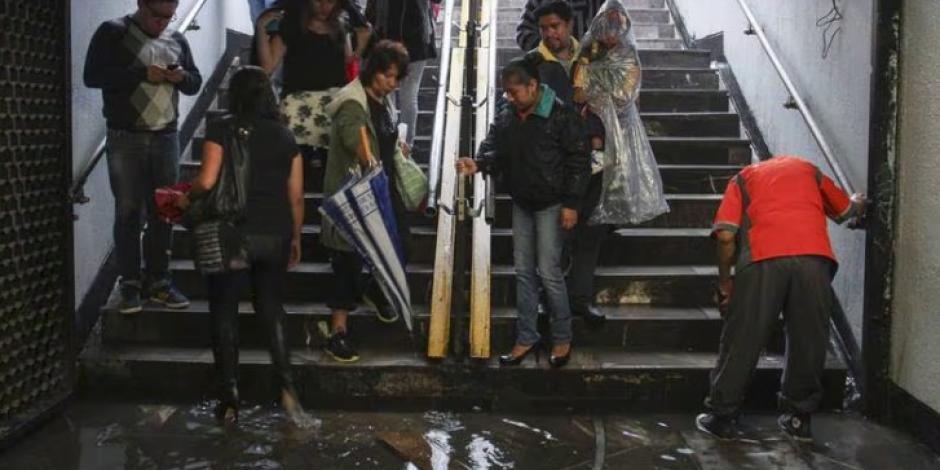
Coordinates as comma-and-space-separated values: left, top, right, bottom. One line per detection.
319, 166, 414, 331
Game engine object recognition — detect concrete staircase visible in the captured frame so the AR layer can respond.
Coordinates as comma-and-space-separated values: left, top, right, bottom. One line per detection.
80, 0, 846, 412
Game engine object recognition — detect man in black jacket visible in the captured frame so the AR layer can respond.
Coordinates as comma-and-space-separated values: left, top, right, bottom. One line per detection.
457, 56, 590, 367
84, 0, 202, 313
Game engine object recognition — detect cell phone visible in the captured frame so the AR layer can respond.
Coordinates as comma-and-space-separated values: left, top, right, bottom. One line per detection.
167, 63, 180, 70
265, 18, 281, 34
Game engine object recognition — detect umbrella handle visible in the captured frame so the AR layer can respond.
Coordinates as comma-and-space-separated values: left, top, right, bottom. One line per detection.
358, 126, 378, 168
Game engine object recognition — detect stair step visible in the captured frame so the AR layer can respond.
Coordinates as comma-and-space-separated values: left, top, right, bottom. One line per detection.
489, 194, 723, 229
648, 136, 752, 165
431, 111, 740, 139
278, 191, 718, 228
423, 65, 718, 90
171, 224, 440, 264
499, 48, 711, 69
79, 345, 846, 411
166, 260, 720, 307
496, 10, 671, 37
491, 163, 737, 195
488, 227, 718, 265
637, 89, 728, 113
496, 37, 684, 49
179, 159, 735, 195
494, 23, 677, 42
104, 301, 757, 352
421, 87, 727, 112
643, 111, 740, 138
171, 225, 717, 268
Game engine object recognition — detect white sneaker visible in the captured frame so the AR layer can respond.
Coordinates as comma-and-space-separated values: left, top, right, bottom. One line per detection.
590, 149, 605, 175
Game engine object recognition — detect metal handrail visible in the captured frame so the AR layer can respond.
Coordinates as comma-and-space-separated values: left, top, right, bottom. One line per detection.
70, 0, 211, 204
735, 0, 855, 195
425, 0, 458, 216
482, 0, 498, 220
736, 0, 864, 397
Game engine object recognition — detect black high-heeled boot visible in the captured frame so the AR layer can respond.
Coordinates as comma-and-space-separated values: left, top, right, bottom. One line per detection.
498, 343, 539, 366
549, 345, 572, 368
214, 386, 239, 425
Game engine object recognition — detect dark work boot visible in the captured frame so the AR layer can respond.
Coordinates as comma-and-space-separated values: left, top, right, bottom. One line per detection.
571, 302, 606, 328
324, 330, 360, 363
778, 413, 813, 442
118, 280, 143, 314
695, 413, 739, 440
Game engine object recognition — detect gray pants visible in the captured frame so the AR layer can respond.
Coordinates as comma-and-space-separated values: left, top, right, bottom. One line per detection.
706, 256, 834, 417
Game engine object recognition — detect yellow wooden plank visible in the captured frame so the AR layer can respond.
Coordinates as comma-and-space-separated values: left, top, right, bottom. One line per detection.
427, 50, 466, 358
479, 0, 491, 49
458, 0, 470, 48
469, 41, 493, 358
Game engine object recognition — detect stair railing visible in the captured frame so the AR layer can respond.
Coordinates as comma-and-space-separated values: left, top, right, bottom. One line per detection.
425, 0, 459, 216
735, 0, 864, 392
70, 0, 211, 205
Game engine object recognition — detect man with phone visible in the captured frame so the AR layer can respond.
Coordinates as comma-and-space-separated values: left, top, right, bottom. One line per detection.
84, 0, 203, 314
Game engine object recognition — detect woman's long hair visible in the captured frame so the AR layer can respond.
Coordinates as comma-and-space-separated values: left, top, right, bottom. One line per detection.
227, 66, 280, 121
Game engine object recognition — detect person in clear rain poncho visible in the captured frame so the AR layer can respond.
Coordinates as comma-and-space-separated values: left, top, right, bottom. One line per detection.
573, 0, 669, 225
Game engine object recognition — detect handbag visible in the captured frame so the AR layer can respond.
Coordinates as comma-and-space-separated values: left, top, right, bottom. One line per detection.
184, 116, 252, 274
393, 148, 429, 212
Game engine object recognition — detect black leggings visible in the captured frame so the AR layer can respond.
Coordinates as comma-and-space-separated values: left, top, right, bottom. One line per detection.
206, 233, 294, 403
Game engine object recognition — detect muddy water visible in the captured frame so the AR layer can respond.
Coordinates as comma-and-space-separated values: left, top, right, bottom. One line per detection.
1, 401, 937, 469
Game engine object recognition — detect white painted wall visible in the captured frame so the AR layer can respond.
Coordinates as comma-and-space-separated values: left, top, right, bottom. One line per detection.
671, 0, 872, 337
71, 0, 251, 304
891, 1, 940, 414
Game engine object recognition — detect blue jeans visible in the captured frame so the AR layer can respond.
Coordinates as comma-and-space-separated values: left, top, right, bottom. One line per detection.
105, 129, 180, 286
512, 203, 573, 346
394, 60, 427, 145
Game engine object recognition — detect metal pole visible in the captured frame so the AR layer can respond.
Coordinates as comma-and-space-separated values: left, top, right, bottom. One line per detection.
426, 0, 457, 216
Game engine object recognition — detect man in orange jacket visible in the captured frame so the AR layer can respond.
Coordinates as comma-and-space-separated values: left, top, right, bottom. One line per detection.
695, 156, 866, 442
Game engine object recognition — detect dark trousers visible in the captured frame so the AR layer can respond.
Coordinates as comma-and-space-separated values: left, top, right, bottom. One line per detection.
105, 129, 180, 286
327, 193, 412, 311
566, 174, 610, 308
706, 255, 835, 416
206, 234, 294, 401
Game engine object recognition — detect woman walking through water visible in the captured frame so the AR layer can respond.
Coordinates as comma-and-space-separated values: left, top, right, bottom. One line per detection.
179, 67, 314, 428
573, 0, 669, 225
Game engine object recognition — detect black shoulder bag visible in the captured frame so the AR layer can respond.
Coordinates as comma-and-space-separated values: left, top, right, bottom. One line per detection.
184, 116, 252, 274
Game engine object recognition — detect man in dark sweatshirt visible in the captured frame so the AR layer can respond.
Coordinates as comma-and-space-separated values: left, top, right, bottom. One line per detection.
84, 0, 202, 314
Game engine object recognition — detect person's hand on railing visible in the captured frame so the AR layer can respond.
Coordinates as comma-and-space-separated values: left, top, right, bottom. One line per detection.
455, 157, 477, 176
848, 193, 869, 229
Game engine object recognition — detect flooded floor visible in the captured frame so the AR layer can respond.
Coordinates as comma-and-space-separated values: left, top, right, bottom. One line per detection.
2, 399, 938, 469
